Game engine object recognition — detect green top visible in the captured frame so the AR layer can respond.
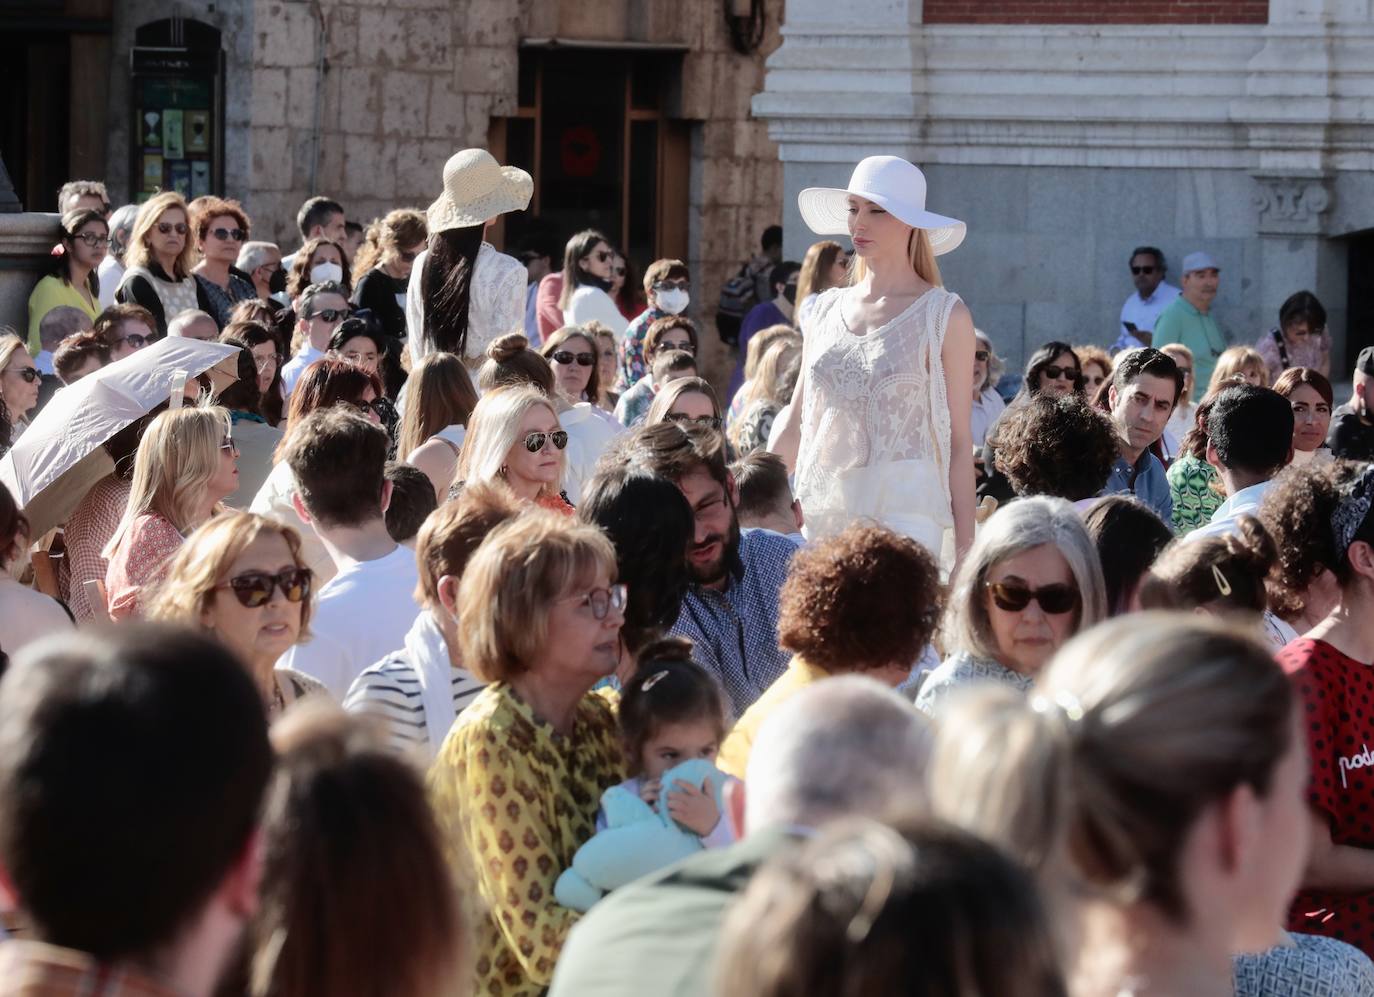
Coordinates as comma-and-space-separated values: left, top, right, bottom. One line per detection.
1152, 296, 1226, 401
1166, 453, 1224, 534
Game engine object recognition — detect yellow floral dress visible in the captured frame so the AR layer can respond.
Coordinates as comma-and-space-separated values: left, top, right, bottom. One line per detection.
429, 683, 624, 997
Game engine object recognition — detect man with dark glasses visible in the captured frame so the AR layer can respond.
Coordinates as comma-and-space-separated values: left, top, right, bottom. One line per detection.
280, 281, 350, 401
1112, 245, 1179, 353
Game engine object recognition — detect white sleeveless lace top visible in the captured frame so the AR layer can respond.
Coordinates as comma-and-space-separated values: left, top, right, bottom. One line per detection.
795, 285, 960, 553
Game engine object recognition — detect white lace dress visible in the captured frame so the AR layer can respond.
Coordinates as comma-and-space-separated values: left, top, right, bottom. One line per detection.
405, 242, 527, 366
795, 285, 960, 558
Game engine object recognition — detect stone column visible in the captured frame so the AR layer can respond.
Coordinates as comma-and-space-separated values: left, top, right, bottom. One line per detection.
0, 208, 61, 334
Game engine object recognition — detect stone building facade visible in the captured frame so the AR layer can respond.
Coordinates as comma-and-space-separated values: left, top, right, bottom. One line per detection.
755, 0, 1374, 374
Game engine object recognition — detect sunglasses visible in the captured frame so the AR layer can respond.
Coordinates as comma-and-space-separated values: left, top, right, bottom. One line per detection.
552, 350, 596, 367
118, 333, 148, 350
578, 583, 628, 621
74, 232, 110, 248
156, 221, 189, 235
974, 350, 990, 362
219, 567, 313, 608
1042, 365, 1079, 382
1130, 265, 1157, 275
208, 227, 246, 242
524, 430, 569, 453
667, 412, 723, 431
592, 250, 613, 263
612, 267, 626, 277
7, 366, 39, 383
307, 308, 348, 323
219, 436, 238, 453
348, 398, 384, 417
986, 580, 1079, 615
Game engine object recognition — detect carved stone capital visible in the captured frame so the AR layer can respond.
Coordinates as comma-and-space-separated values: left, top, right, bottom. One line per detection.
1252, 173, 1331, 235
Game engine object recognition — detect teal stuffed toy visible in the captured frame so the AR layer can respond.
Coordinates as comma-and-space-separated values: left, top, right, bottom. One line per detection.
555, 758, 728, 912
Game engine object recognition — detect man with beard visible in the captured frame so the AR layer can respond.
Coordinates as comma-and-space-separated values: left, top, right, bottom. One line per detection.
618, 421, 795, 717
1102, 347, 1183, 524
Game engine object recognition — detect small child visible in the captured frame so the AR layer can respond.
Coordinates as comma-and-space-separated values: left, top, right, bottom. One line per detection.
609, 638, 736, 847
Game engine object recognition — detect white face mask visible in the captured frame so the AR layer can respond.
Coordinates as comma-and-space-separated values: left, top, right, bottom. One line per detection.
310, 261, 344, 285
656, 288, 689, 315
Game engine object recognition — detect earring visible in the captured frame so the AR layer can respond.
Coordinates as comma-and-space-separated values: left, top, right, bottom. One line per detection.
498, 464, 508, 477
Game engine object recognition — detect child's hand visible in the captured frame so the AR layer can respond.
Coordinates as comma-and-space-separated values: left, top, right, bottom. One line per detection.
639, 778, 662, 807
667, 777, 719, 837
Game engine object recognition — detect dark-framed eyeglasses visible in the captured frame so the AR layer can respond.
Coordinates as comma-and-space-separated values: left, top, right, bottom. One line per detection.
974, 349, 990, 362
578, 583, 628, 620
347, 398, 384, 417
1042, 365, 1079, 382
306, 308, 348, 323
218, 567, 313, 608
552, 350, 595, 367
156, 221, 189, 236
985, 580, 1079, 615
666, 412, 722, 431
208, 227, 246, 242
1130, 265, 1157, 276
6, 366, 40, 383
523, 430, 569, 453
657, 339, 695, 355
74, 231, 111, 248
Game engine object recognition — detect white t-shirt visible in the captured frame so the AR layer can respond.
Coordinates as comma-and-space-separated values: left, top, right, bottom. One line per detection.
278, 543, 421, 701
565, 285, 628, 341
280, 343, 326, 401
0, 578, 72, 657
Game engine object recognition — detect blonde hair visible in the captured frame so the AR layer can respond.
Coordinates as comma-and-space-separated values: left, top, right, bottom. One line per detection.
1207, 346, 1268, 394
974, 329, 1005, 393
103, 406, 229, 560
397, 352, 478, 459
456, 386, 564, 496
352, 208, 427, 277
852, 227, 942, 288
942, 496, 1106, 662
735, 336, 801, 415
457, 512, 618, 683
928, 613, 1294, 921
146, 511, 314, 640
743, 324, 799, 384
646, 377, 722, 427
794, 240, 847, 311
125, 191, 197, 279
0, 334, 30, 417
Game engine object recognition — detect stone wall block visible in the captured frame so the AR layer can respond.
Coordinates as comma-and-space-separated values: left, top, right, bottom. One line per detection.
395, 138, 451, 202
406, 11, 454, 66
679, 52, 715, 120
283, 67, 320, 129
255, 4, 317, 68
343, 137, 399, 200
381, 71, 432, 138
252, 68, 289, 128
458, 46, 517, 96
337, 68, 382, 135
357, 7, 409, 67
249, 126, 294, 190
463, 94, 494, 146
466, 0, 523, 46
427, 74, 468, 139
325, 5, 359, 61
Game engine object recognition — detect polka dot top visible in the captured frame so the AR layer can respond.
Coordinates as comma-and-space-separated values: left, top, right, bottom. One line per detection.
1279, 638, 1374, 959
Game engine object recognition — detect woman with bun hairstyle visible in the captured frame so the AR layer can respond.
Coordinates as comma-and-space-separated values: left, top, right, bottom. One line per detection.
1265, 460, 1374, 959
930, 614, 1338, 997
407, 149, 532, 368
476, 333, 617, 504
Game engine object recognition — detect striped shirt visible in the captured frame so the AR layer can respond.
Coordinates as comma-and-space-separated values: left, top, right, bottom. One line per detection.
344, 649, 485, 758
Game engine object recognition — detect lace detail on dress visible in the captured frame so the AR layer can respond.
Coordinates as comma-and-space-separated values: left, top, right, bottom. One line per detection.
795, 285, 959, 544
467, 243, 528, 361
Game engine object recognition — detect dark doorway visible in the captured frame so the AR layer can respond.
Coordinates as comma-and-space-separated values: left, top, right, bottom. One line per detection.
0, 29, 73, 211
1347, 230, 1374, 373
491, 46, 690, 273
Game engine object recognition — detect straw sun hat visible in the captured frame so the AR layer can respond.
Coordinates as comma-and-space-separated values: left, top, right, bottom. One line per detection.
426, 149, 533, 235
798, 155, 967, 256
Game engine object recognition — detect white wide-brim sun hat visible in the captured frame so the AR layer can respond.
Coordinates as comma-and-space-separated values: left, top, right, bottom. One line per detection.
427, 148, 534, 235
798, 156, 967, 256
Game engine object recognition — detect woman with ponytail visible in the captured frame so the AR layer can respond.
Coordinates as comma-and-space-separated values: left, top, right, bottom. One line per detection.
406, 149, 532, 369
931, 614, 1366, 997
770, 156, 976, 566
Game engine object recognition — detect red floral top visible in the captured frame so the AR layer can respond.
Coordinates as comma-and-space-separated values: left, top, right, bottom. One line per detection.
1280, 637, 1374, 959
104, 513, 184, 620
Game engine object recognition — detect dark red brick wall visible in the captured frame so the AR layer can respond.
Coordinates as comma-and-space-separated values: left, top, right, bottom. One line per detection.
923, 0, 1268, 24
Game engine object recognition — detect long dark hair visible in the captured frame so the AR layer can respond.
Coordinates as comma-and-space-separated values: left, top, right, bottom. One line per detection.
223, 320, 285, 426
1021, 341, 1083, 399
422, 225, 484, 357
559, 229, 611, 310
216, 332, 266, 418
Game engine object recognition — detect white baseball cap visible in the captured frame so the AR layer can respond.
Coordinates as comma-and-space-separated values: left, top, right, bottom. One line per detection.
798, 156, 967, 256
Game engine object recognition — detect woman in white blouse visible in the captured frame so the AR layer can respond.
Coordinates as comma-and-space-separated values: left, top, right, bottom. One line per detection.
405, 149, 532, 370
558, 230, 628, 341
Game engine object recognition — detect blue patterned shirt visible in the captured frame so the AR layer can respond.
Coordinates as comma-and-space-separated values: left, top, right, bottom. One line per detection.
669, 528, 796, 719
1233, 932, 1374, 997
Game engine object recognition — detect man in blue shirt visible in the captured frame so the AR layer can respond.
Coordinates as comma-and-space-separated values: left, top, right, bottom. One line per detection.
618, 421, 795, 717
1103, 347, 1183, 523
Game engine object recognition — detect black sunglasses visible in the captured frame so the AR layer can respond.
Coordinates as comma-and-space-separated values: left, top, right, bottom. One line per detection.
524, 430, 569, 453
208, 227, 246, 242
1130, 265, 1157, 276
8, 366, 40, 383
1041, 365, 1079, 382
307, 308, 349, 323
348, 398, 384, 417
667, 412, 722, 431
156, 221, 189, 235
974, 350, 990, 362
592, 250, 613, 263
219, 567, 313, 609
986, 580, 1079, 615
552, 350, 595, 367
118, 333, 148, 350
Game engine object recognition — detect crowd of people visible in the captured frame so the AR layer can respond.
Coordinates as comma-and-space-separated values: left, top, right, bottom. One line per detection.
2, 152, 1374, 997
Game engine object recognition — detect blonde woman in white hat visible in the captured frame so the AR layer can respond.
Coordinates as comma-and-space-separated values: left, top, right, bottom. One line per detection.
771, 156, 977, 568
404, 149, 533, 370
